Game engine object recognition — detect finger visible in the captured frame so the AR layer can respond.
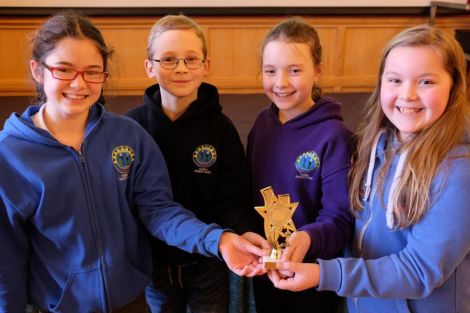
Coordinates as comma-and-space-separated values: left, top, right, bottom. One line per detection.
275, 261, 295, 272
282, 246, 293, 261
271, 276, 297, 291
244, 241, 270, 257
267, 269, 280, 283
278, 269, 294, 278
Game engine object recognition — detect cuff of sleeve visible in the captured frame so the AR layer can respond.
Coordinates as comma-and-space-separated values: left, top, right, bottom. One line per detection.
298, 226, 318, 261
317, 258, 343, 292
202, 224, 229, 259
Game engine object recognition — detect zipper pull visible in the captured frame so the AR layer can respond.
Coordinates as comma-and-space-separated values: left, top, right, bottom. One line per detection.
77, 149, 85, 163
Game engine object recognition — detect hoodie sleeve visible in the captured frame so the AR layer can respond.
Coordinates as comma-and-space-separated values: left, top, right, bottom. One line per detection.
318, 156, 470, 298
131, 130, 224, 257
0, 192, 29, 312
298, 123, 354, 260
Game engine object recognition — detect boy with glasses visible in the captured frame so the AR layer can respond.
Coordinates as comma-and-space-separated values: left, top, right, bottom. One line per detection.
126, 15, 270, 313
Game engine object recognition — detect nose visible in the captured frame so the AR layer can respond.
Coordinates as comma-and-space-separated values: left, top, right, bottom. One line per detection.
69, 72, 87, 88
274, 72, 288, 88
399, 82, 418, 101
174, 59, 189, 72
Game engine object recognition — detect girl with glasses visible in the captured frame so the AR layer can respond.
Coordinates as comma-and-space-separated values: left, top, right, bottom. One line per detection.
0, 12, 267, 313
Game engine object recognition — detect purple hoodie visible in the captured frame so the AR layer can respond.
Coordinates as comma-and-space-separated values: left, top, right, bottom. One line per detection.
247, 96, 353, 260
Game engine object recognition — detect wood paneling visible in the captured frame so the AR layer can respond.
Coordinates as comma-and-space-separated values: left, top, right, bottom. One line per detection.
0, 15, 468, 95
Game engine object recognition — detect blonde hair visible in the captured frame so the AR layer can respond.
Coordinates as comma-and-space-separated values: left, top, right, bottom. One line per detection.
147, 14, 207, 60
350, 24, 469, 228
260, 17, 323, 100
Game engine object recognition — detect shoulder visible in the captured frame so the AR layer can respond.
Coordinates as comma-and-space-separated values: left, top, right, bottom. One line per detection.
432, 145, 470, 194
101, 111, 151, 137
125, 104, 148, 120
252, 106, 272, 126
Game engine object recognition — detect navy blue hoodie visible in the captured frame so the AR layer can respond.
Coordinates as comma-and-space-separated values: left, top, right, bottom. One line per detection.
127, 82, 254, 265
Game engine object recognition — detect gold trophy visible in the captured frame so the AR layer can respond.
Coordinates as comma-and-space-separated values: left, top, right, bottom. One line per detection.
255, 186, 298, 269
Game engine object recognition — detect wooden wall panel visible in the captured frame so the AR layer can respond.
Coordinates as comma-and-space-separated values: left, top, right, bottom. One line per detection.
0, 15, 468, 96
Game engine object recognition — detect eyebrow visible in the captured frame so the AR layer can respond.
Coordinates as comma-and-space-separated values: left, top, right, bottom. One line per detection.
158, 50, 202, 55
52, 61, 103, 70
383, 70, 438, 77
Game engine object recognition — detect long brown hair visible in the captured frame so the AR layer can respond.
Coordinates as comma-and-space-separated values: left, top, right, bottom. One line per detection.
350, 25, 469, 228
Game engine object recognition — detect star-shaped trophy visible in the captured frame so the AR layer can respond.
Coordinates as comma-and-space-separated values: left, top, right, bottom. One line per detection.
255, 186, 298, 269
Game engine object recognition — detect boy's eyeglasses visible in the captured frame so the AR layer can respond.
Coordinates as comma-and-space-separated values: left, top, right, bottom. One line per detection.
153, 57, 205, 70
42, 63, 109, 83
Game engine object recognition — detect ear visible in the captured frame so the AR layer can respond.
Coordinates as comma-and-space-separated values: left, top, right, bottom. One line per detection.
313, 63, 322, 82
144, 59, 157, 79
30, 60, 44, 84
203, 57, 211, 77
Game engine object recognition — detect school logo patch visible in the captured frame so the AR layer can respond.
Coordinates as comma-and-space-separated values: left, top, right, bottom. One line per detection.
193, 144, 217, 174
112, 145, 135, 181
295, 151, 320, 180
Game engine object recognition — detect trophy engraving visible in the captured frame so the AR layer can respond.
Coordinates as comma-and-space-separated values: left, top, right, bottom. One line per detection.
255, 186, 298, 269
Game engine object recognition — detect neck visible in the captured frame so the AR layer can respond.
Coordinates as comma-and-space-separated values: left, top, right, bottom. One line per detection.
160, 91, 196, 122
42, 105, 88, 150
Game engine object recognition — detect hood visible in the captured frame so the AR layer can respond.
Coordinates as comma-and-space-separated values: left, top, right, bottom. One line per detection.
2, 103, 105, 146
268, 96, 344, 131
143, 82, 222, 124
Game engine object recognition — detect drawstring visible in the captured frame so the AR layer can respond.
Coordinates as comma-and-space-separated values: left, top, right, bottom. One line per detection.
362, 130, 408, 229
386, 149, 408, 229
362, 130, 383, 201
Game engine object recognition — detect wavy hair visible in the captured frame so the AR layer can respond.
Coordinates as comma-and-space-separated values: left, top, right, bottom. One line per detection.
349, 24, 469, 228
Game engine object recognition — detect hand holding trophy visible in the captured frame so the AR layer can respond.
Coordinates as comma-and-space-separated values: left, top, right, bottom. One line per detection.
255, 186, 298, 269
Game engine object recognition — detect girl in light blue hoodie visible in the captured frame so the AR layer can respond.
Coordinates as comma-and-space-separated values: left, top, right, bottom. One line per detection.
267, 24, 470, 313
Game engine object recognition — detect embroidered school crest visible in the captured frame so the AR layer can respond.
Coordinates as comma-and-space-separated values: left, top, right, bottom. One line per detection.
295, 151, 320, 180
193, 144, 217, 174
112, 145, 135, 181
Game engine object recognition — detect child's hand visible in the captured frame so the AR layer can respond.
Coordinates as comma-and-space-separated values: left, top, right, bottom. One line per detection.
279, 231, 311, 277
267, 261, 320, 292
241, 231, 272, 253
219, 231, 269, 277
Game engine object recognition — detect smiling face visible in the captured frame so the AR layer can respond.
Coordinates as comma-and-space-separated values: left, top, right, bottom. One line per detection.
380, 45, 452, 140
30, 37, 105, 121
145, 29, 209, 107
262, 40, 320, 123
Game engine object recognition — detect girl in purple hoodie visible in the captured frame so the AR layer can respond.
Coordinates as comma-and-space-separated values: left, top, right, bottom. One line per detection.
247, 17, 353, 313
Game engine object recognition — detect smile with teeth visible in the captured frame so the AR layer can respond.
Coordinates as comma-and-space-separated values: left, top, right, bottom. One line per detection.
397, 107, 422, 115
64, 93, 87, 100
274, 91, 295, 97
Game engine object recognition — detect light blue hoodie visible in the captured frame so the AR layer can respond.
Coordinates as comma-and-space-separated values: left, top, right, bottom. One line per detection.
318, 130, 470, 313
0, 104, 224, 313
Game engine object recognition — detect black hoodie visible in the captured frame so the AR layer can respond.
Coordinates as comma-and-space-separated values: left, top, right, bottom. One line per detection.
127, 82, 254, 264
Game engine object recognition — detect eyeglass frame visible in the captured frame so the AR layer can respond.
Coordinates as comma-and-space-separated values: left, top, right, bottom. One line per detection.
41, 63, 109, 83
152, 57, 206, 70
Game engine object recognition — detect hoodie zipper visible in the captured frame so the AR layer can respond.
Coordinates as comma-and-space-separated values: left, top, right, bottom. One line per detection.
77, 148, 111, 312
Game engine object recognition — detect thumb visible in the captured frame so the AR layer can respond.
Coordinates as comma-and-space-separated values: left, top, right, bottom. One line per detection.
244, 240, 269, 257
275, 261, 293, 271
